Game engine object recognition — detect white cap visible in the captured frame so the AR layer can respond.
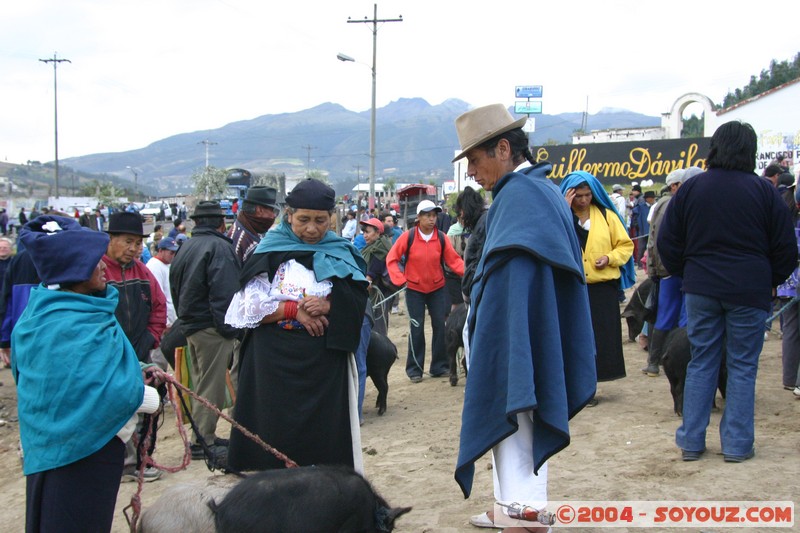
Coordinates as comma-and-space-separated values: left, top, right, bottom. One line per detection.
416, 200, 442, 215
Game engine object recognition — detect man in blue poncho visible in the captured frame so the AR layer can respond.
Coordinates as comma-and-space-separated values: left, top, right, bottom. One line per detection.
451, 104, 597, 532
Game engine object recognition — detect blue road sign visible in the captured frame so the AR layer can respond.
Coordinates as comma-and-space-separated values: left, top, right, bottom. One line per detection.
515, 85, 543, 98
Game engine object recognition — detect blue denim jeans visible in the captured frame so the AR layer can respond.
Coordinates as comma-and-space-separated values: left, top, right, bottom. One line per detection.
354, 314, 372, 421
676, 293, 767, 456
405, 288, 449, 377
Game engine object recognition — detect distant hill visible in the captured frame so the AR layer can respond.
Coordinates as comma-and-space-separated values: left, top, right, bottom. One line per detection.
61, 98, 660, 195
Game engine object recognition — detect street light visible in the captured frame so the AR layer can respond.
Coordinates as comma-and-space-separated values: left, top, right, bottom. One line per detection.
343, 4, 402, 211
336, 52, 375, 209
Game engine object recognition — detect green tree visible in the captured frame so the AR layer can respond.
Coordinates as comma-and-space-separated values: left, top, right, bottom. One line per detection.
722, 52, 800, 107
252, 171, 286, 196
681, 114, 704, 138
305, 169, 329, 184
192, 166, 228, 200
383, 177, 397, 200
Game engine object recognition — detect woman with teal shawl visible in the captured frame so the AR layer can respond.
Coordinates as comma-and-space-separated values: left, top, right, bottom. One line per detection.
560, 171, 634, 387
12, 216, 159, 533
225, 179, 369, 472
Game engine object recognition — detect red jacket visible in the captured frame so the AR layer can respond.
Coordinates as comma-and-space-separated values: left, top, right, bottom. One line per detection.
102, 255, 167, 362
386, 228, 464, 294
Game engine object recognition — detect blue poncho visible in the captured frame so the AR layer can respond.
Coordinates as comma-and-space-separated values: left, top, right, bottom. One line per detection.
455, 163, 597, 498
12, 284, 143, 475
559, 171, 636, 289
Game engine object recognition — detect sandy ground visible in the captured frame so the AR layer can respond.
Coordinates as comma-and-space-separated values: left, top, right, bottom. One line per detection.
0, 278, 798, 532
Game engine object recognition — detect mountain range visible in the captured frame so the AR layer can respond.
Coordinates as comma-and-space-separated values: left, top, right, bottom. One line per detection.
61, 98, 660, 196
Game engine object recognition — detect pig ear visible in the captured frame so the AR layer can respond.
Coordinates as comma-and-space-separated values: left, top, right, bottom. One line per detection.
378, 506, 412, 529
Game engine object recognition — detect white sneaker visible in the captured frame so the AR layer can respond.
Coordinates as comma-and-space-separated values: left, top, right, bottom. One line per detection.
122, 466, 162, 483
764, 331, 769, 341
469, 512, 495, 528
793, 387, 800, 398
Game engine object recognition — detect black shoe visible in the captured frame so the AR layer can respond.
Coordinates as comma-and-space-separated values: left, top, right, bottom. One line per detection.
723, 449, 754, 463
214, 437, 229, 447
409, 375, 423, 383
682, 448, 705, 461
586, 398, 599, 407
190, 444, 204, 459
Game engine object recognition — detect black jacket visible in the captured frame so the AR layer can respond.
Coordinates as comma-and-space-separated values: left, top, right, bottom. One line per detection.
170, 226, 242, 338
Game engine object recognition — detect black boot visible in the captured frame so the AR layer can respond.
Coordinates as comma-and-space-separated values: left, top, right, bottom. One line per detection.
642, 328, 668, 376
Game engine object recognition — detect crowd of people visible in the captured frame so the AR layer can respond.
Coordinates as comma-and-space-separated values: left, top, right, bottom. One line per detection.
0, 110, 798, 532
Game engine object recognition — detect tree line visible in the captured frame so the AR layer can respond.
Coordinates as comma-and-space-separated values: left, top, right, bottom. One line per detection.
721, 52, 800, 108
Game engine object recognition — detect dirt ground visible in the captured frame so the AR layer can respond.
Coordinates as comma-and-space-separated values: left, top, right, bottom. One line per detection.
0, 277, 798, 532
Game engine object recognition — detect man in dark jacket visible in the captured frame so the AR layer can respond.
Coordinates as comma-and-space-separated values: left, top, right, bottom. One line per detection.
226, 186, 280, 263
658, 121, 797, 464
170, 201, 241, 459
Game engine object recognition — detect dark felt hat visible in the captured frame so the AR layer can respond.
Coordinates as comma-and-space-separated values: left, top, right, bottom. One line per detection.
106, 211, 147, 237
243, 186, 279, 210
21, 215, 110, 286
643, 190, 656, 199
285, 179, 335, 211
190, 200, 225, 219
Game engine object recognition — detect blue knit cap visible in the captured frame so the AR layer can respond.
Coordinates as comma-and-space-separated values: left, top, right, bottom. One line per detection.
20, 215, 110, 288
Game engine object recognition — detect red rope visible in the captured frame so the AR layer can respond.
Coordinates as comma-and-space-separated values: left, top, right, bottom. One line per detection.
123, 368, 297, 532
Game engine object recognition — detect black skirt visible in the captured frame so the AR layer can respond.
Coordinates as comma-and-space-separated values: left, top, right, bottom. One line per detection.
228, 324, 353, 471
588, 280, 626, 382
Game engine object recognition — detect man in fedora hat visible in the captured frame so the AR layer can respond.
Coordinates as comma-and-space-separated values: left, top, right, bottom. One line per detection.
450, 104, 596, 531
170, 200, 241, 462
226, 186, 281, 263
102, 211, 167, 482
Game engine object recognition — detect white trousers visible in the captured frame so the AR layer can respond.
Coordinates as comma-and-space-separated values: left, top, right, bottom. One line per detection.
491, 411, 548, 510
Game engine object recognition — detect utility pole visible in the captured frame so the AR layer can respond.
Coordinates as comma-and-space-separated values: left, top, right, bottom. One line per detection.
39, 53, 71, 199
347, 4, 402, 211
198, 140, 217, 200
301, 144, 317, 172
199, 139, 217, 169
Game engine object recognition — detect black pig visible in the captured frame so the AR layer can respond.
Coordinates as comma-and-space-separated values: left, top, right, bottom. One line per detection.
211, 465, 411, 533
661, 327, 727, 416
445, 303, 468, 386
367, 330, 397, 415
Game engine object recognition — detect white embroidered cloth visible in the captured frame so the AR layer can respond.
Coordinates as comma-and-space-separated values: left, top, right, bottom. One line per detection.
225, 259, 332, 329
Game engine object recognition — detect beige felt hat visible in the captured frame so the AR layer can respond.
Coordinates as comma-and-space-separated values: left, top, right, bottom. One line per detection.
452, 104, 528, 162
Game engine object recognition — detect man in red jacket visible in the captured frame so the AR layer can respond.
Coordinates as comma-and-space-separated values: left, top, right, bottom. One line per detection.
102, 211, 167, 482
386, 200, 464, 382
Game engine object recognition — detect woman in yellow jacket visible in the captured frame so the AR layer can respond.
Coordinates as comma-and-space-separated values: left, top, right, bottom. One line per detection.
561, 172, 634, 404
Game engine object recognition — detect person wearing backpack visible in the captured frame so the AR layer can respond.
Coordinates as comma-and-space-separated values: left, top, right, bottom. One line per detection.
386, 200, 464, 382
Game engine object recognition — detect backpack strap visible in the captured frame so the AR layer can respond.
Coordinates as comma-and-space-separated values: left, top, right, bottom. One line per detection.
406, 228, 447, 272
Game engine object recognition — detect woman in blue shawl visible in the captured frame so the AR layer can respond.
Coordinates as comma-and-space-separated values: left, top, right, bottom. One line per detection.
560, 172, 634, 394
12, 216, 159, 533
225, 179, 369, 472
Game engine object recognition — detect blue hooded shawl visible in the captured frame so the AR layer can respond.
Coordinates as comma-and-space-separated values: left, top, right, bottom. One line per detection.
254, 222, 367, 282
559, 171, 636, 289
455, 163, 597, 498
12, 284, 143, 475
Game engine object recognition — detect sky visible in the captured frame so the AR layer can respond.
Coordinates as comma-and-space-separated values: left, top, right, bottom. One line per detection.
2, 0, 799, 166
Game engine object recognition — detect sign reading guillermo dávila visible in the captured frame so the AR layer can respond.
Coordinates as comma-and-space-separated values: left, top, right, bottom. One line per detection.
533, 137, 711, 185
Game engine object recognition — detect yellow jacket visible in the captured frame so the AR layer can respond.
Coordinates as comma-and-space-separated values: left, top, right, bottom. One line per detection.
580, 203, 634, 284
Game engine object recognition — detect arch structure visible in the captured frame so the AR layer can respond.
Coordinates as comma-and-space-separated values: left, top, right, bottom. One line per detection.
660, 93, 716, 139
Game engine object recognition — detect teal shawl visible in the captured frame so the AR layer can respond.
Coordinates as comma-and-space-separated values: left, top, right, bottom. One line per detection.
559, 171, 636, 289
12, 284, 143, 475
254, 222, 367, 282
